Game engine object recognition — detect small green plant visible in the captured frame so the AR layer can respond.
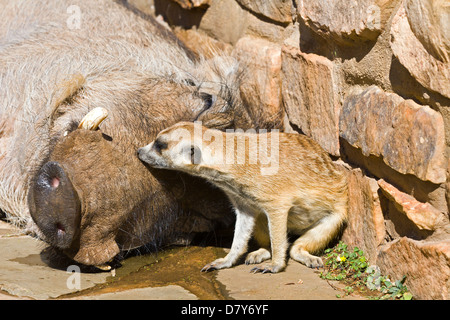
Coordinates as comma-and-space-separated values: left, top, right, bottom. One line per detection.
320, 241, 368, 282
320, 241, 412, 300
378, 275, 413, 300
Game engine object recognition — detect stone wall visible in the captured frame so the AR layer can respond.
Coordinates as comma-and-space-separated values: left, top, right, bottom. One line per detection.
129, 0, 450, 299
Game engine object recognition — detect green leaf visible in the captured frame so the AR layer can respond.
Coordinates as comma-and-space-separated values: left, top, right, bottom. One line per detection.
403, 292, 413, 300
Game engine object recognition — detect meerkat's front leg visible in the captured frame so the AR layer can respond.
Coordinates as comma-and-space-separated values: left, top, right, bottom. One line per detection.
251, 208, 288, 273
201, 208, 255, 272
245, 214, 271, 264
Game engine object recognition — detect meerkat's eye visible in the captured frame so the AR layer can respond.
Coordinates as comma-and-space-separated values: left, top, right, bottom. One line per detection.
190, 145, 202, 164
190, 147, 195, 164
153, 139, 168, 154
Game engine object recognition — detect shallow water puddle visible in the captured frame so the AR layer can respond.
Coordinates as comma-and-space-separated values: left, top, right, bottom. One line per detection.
10, 254, 48, 267
59, 246, 230, 300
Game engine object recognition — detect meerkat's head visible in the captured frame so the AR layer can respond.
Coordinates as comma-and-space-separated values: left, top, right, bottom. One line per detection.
138, 122, 206, 173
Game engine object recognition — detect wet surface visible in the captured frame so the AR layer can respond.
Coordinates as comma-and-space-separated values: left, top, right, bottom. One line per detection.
58, 246, 230, 300
11, 254, 48, 268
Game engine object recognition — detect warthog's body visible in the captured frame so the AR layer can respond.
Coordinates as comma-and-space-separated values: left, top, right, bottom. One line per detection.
0, 0, 258, 266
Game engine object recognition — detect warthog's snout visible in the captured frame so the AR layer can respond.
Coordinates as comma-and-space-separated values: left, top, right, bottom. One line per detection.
29, 161, 81, 249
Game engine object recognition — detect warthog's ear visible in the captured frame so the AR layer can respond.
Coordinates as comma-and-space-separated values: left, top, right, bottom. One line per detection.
78, 107, 108, 130
44, 73, 85, 129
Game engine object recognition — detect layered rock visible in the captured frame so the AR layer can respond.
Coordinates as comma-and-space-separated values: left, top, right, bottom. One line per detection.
296, 0, 392, 45
390, 3, 450, 99
235, 0, 293, 24
233, 37, 283, 129
377, 237, 450, 300
281, 45, 341, 156
378, 179, 444, 231
340, 86, 446, 184
341, 169, 385, 264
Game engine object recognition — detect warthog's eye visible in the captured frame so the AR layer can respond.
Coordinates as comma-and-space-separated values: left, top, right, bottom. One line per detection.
184, 79, 196, 86
62, 120, 80, 137
153, 139, 168, 154
200, 92, 216, 110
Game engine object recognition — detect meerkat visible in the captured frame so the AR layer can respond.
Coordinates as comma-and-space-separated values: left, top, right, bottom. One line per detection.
138, 122, 348, 273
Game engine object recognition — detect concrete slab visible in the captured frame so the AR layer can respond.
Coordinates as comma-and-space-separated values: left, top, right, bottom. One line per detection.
0, 225, 110, 299
70, 285, 197, 300
0, 220, 21, 236
217, 259, 364, 300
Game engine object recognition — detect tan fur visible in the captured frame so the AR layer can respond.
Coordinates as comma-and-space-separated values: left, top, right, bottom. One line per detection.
138, 122, 349, 272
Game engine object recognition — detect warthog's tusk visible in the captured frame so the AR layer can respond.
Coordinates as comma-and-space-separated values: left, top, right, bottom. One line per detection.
95, 264, 112, 271
78, 107, 108, 130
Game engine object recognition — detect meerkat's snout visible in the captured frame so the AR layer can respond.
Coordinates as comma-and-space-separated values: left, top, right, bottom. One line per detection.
138, 140, 167, 168
139, 131, 202, 169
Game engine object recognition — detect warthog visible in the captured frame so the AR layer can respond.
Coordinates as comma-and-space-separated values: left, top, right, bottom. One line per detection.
0, 0, 267, 267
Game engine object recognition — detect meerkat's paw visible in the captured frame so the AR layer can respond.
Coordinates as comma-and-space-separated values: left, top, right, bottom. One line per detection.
201, 258, 232, 272
290, 250, 324, 269
250, 263, 285, 274
307, 256, 324, 269
245, 248, 271, 265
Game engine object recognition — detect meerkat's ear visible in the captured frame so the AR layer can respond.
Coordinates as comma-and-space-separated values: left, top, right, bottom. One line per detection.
190, 145, 202, 164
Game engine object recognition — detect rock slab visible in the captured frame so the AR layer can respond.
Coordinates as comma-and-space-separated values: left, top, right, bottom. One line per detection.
377, 237, 450, 300
233, 36, 283, 129
341, 169, 385, 264
378, 179, 443, 231
282, 45, 341, 156
390, 3, 450, 99
340, 86, 446, 184
405, 0, 450, 64
236, 0, 293, 24
296, 0, 390, 44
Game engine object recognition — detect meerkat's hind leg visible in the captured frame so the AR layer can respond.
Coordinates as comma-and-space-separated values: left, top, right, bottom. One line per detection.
201, 208, 255, 272
290, 244, 324, 269
290, 213, 344, 269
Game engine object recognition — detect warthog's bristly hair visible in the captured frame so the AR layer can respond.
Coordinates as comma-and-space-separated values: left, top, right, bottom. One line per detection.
0, 0, 245, 235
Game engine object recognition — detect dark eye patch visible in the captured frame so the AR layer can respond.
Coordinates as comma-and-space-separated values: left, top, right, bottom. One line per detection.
153, 139, 168, 153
